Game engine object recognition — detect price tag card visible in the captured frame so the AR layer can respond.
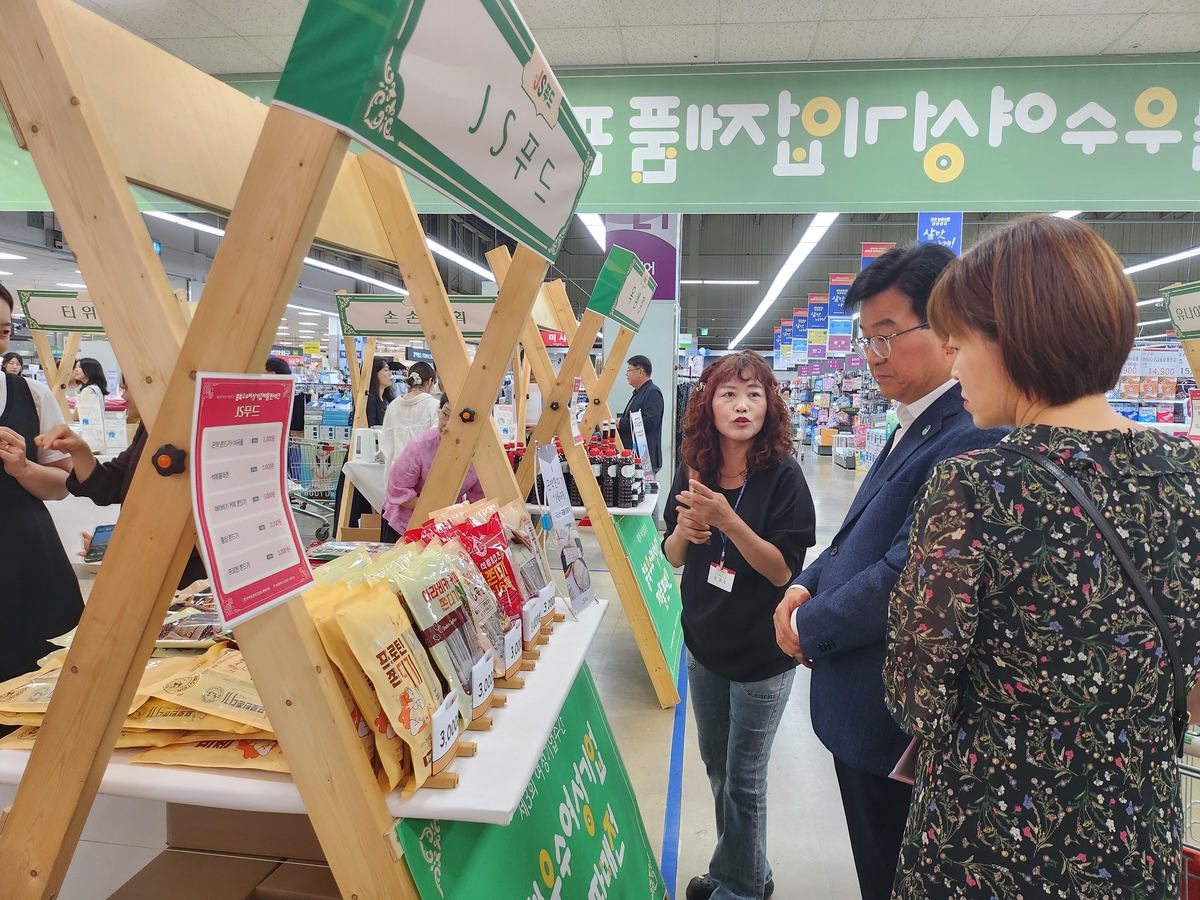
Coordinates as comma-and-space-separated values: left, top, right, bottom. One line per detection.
471, 650, 496, 711
191, 375, 314, 629
432, 691, 460, 769
503, 624, 523, 676
538, 582, 556, 622
521, 595, 542, 644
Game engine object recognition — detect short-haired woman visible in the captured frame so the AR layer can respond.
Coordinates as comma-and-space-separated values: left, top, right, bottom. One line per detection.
664, 351, 816, 900
885, 215, 1200, 898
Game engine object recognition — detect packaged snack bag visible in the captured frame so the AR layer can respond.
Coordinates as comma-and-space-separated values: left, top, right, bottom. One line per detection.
442, 537, 510, 678
314, 546, 373, 586
156, 607, 224, 648
336, 584, 446, 788
150, 648, 271, 732
124, 698, 260, 734
132, 738, 289, 773
455, 513, 526, 621
499, 500, 553, 598
0, 727, 185, 750
390, 546, 487, 725
168, 729, 276, 744
305, 582, 406, 794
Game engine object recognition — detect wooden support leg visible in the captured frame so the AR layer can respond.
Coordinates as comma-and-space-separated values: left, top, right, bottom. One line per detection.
30, 329, 79, 419
543, 281, 622, 438
581, 325, 635, 440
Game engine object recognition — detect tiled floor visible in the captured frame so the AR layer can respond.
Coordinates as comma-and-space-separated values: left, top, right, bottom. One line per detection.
27, 449, 867, 900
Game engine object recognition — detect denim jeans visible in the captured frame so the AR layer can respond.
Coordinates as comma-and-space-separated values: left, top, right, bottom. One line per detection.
687, 649, 795, 900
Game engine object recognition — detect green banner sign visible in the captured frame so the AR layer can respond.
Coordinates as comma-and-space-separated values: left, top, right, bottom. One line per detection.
17, 289, 104, 333
613, 514, 683, 687
397, 664, 667, 900
585, 246, 656, 333
1162, 280, 1200, 341
558, 56, 1200, 213
275, 0, 594, 260
337, 292, 494, 338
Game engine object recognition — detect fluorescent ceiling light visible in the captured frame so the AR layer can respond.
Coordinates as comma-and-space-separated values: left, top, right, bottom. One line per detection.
287, 303, 330, 315
1137, 318, 1171, 327
1136, 298, 1163, 307
1124, 246, 1200, 275
1052, 210, 1083, 218
680, 279, 760, 286
297, 312, 322, 318
57, 282, 87, 289
425, 237, 494, 280
145, 210, 225, 237
302, 256, 404, 293
0, 271, 11, 276
578, 214, 606, 252
730, 212, 838, 349
0, 252, 27, 260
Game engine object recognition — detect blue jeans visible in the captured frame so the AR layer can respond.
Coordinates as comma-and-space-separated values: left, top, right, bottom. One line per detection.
687, 649, 795, 900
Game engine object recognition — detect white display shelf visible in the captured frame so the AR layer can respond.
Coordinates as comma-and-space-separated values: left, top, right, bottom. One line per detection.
0, 597, 609, 828
527, 488, 660, 518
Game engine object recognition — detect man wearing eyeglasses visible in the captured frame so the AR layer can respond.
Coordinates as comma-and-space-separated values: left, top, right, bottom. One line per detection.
773, 243, 1005, 900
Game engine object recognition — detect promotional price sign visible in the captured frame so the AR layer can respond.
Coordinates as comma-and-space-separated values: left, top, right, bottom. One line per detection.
338, 293, 494, 339
191, 374, 315, 628
537, 445, 595, 616
807, 293, 829, 360
586, 245, 657, 332
275, 0, 594, 260
780, 320, 793, 362
791, 307, 807, 358
17, 289, 104, 333
398, 665, 667, 900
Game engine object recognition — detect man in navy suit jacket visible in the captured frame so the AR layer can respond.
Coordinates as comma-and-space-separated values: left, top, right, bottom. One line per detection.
774, 244, 1006, 900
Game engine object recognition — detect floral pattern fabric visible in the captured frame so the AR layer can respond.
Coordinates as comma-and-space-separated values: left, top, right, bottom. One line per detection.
885, 424, 1200, 899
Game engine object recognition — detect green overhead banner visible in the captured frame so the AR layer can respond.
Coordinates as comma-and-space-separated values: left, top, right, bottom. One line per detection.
274, 0, 595, 259
556, 56, 1200, 213
396, 664, 667, 900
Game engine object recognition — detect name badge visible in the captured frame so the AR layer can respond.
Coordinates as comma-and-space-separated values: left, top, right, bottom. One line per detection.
707, 563, 735, 592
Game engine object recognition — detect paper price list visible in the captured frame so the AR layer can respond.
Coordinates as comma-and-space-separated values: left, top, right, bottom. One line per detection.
200, 422, 293, 593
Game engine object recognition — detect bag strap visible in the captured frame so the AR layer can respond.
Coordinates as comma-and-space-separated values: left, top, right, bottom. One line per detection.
1001, 443, 1190, 755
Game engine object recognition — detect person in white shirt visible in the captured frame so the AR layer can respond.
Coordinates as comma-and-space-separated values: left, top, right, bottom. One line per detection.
379, 361, 440, 477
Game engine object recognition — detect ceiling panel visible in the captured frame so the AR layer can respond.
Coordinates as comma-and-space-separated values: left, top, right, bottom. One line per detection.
907, 16, 1032, 58
928, 0, 1043, 17
611, 0, 718, 27
244, 35, 296, 68
537, 27, 627, 66
192, 0, 305, 35
94, 0, 233, 38
156, 36, 279, 74
824, 0, 938, 20
719, 22, 818, 62
514, 0, 617, 28
811, 19, 926, 60
1105, 13, 1200, 52
1002, 14, 1142, 56
622, 25, 718, 64
717, 0, 824, 24
1037, 0, 1156, 13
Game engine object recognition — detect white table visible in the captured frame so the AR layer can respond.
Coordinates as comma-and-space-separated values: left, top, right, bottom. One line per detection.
0, 597, 609, 827
527, 486, 661, 519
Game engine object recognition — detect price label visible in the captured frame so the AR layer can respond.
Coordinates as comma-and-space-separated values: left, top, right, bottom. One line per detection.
432, 692, 459, 763
522, 595, 542, 643
471, 651, 496, 709
539, 582, 556, 620
503, 624, 523, 672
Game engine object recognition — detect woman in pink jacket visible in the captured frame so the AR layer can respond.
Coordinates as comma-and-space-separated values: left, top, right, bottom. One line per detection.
381, 393, 484, 541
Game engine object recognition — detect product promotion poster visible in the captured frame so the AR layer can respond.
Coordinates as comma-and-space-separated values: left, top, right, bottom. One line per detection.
792, 307, 807, 358
536, 445, 596, 616
827, 273, 855, 316
827, 317, 854, 355
604, 214, 681, 302
780, 320, 793, 363
773, 326, 784, 370
861, 242, 895, 271
806, 293, 829, 359
612, 515, 685, 687
917, 212, 964, 255
629, 410, 657, 486
397, 665, 668, 900
191, 374, 315, 628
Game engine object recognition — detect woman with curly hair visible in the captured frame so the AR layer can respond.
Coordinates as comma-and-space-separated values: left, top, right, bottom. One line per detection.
664, 350, 816, 900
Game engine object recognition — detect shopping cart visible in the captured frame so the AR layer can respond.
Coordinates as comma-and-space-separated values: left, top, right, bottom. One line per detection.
287, 437, 348, 540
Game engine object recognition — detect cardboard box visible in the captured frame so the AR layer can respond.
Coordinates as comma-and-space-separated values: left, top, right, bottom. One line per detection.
167, 804, 326, 862
304, 425, 319, 440
318, 426, 336, 441
254, 861, 340, 900
107, 849, 278, 900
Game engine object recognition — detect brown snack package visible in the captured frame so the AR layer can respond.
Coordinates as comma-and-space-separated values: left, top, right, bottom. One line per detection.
150, 648, 271, 732
132, 738, 289, 774
124, 698, 260, 734
0, 726, 184, 750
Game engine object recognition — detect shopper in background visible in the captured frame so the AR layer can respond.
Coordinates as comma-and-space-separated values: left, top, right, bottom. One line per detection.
381, 392, 483, 542
617, 354, 664, 471
366, 356, 396, 427
264, 356, 307, 437
39, 377, 208, 588
884, 215, 1200, 898
664, 351, 816, 900
71, 356, 107, 422
393, 363, 409, 396
0, 283, 83, 688
3, 352, 23, 375
772, 243, 1005, 900
379, 361, 440, 476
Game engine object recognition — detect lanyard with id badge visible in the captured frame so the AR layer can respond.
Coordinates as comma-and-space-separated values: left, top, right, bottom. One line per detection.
707, 480, 747, 593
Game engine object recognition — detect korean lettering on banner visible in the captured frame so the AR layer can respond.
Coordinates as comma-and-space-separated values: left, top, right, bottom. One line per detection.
773, 327, 786, 370
780, 320, 793, 362
917, 212, 964, 255
846, 354, 866, 371
396, 665, 668, 900
338, 294, 493, 339
17, 290, 104, 334
559, 62, 1200, 214
861, 243, 895, 272
827, 273, 855, 316
806, 293, 829, 360
792, 307, 807, 358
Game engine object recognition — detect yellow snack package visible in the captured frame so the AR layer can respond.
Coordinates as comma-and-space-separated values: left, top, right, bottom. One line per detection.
314, 547, 373, 586
124, 698, 260, 734
304, 581, 404, 794
168, 729, 276, 744
150, 649, 271, 732
0, 710, 42, 728
0, 727, 184, 750
131, 738, 289, 774
336, 583, 447, 790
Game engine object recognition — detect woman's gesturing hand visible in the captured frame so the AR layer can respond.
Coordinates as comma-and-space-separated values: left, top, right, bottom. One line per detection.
677, 479, 737, 531
0, 426, 29, 479
673, 503, 712, 545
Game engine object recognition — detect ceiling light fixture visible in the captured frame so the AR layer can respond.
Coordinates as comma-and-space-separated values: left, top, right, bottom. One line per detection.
57, 282, 87, 289
729, 212, 839, 349
1137, 317, 1171, 327
1136, 298, 1163, 307
0, 252, 28, 260
680, 279, 760, 286
145, 210, 225, 237
0, 271, 11, 276
1052, 210, 1083, 218
425, 237, 494, 280
578, 213, 606, 252
1124, 246, 1200, 275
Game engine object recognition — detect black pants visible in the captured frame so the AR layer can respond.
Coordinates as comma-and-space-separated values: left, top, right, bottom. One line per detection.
833, 756, 913, 900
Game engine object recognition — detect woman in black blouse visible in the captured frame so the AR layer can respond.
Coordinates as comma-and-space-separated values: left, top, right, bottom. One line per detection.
664, 351, 815, 900
365, 356, 396, 427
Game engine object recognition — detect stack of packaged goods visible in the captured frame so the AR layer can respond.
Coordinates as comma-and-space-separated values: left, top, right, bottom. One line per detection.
1, 500, 562, 798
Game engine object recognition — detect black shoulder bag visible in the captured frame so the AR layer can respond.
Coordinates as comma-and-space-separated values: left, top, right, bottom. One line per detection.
1003, 444, 1190, 756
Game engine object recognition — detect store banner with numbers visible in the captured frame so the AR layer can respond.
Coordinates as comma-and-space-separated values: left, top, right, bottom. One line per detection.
828, 273, 855, 316
557, 58, 1200, 213
191, 375, 315, 628
398, 665, 668, 900
275, 0, 595, 260
792, 307, 807, 358
917, 212, 963, 255
862, 242, 895, 271
807, 293, 829, 359
613, 514, 684, 686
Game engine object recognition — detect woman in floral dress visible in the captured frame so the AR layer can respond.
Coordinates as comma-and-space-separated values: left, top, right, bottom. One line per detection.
884, 215, 1200, 899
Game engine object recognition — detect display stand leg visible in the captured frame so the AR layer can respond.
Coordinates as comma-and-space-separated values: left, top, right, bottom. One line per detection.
31, 329, 81, 419
489, 249, 679, 709
517, 355, 531, 440
581, 326, 635, 440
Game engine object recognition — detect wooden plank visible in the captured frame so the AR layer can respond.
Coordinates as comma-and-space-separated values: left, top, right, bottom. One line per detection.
30, 330, 79, 419
516, 355, 530, 441
357, 152, 525, 507
544, 281, 620, 436
581, 326, 635, 441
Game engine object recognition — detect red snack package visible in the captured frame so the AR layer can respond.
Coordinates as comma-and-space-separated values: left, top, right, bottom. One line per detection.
454, 515, 525, 620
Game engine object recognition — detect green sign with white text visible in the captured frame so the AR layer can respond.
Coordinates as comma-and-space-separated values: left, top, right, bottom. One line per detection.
613, 514, 683, 687
397, 665, 666, 900
275, 0, 594, 259
558, 56, 1200, 213
1162, 280, 1200, 341
586, 246, 656, 333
